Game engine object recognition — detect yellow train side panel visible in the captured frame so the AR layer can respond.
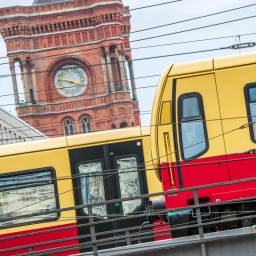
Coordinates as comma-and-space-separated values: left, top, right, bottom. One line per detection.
0, 148, 76, 235
174, 73, 226, 159
215, 64, 256, 154
141, 133, 162, 199
151, 65, 173, 170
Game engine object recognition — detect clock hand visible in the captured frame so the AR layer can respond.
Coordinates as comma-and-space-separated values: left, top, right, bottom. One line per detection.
58, 78, 76, 83
71, 80, 80, 85
66, 80, 84, 86
58, 78, 83, 85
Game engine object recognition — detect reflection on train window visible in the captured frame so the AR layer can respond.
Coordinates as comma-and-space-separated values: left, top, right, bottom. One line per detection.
0, 170, 58, 228
78, 161, 107, 219
179, 94, 207, 160
182, 97, 200, 118
117, 157, 142, 215
248, 87, 256, 140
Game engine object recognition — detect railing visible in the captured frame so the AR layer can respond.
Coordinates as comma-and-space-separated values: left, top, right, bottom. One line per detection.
2, 176, 256, 255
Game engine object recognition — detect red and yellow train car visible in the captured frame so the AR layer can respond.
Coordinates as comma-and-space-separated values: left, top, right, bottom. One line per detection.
0, 126, 161, 255
150, 51, 256, 237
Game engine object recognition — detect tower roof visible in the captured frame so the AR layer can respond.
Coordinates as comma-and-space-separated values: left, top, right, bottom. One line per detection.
33, 0, 70, 5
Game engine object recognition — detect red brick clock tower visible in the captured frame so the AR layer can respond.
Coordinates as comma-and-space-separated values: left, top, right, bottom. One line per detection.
0, 0, 140, 137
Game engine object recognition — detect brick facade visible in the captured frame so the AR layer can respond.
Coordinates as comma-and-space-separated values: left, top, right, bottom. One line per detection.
0, 0, 140, 137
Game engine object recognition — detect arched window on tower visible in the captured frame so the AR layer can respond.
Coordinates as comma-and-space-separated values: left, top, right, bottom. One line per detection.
120, 122, 128, 128
80, 115, 92, 133
63, 118, 75, 136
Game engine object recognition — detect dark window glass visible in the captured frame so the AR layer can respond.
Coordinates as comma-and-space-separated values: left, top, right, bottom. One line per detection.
182, 97, 200, 118
0, 170, 58, 228
120, 122, 128, 128
63, 118, 74, 136
179, 94, 207, 160
117, 156, 142, 214
78, 161, 107, 219
246, 85, 256, 141
80, 116, 92, 133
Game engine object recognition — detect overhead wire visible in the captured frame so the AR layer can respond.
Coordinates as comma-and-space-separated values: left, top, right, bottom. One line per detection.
1, 1, 256, 253
0, 43, 244, 104
1, 119, 254, 220
2, 198, 256, 254
0, 1, 186, 62
0, 2, 254, 65
0, 0, 254, 210
0, 3, 254, 133
132, 14, 256, 43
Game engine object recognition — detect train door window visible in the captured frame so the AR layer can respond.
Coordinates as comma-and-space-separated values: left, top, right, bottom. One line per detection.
0, 168, 58, 228
116, 156, 142, 214
178, 93, 208, 160
245, 85, 256, 141
78, 161, 107, 219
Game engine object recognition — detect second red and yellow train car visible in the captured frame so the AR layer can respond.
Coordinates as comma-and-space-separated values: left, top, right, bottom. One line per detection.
150, 51, 256, 237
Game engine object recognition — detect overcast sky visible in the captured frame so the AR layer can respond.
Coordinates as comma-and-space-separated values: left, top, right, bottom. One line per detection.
0, 0, 256, 125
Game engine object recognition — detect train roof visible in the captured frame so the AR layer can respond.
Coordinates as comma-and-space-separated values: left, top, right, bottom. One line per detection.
0, 126, 150, 157
167, 51, 256, 76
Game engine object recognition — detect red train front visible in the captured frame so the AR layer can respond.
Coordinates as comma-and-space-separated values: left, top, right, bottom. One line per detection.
149, 52, 256, 237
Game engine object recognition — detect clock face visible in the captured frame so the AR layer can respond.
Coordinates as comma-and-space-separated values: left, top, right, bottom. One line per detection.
54, 65, 88, 97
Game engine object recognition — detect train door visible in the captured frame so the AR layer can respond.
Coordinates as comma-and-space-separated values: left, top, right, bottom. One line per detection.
215, 64, 256, 180
69, 139, 149, 252
173, 73, 229, 188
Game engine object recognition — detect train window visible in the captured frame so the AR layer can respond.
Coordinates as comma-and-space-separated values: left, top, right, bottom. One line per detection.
78, 161, 107, 219
178, 93, 208, 160
117, 156, 142, 214
245, 85, 256, 141
0, 169, 58, 228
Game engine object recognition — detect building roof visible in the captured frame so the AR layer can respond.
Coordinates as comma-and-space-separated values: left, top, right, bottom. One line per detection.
33, 0, 70, 5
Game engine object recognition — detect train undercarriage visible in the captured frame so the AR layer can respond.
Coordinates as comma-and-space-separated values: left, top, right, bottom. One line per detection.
144, 198, 256, 239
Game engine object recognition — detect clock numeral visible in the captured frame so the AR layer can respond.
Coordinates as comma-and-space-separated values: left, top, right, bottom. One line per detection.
76, 87, 81, 93
57, 80, 62, 85
70, 89, 75, 95
58, 74, 63, 79
73, 68, 78, 73
68, 67, 72, 73
59, 85, 64, 89
62, 69, 67, 75
64, 89, 69, 94
78, 71, 83, 77
80, 77, 85, 82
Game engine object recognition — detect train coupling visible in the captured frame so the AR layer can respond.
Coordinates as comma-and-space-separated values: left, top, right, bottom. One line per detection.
140, 197, 167, 231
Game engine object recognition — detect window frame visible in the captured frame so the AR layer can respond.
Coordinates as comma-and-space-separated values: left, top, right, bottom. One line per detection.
0, 167, 60, 229
114, 154, 144, 215
75, 159, 107, 219
63, 118, 75, 136
178, 92, 209, 161
244, 83, 256, 143
80, 115, 92, 134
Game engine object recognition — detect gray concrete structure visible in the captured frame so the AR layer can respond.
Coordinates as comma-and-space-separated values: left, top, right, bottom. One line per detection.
0, 107, 48, 145
77, 226, 256, 256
